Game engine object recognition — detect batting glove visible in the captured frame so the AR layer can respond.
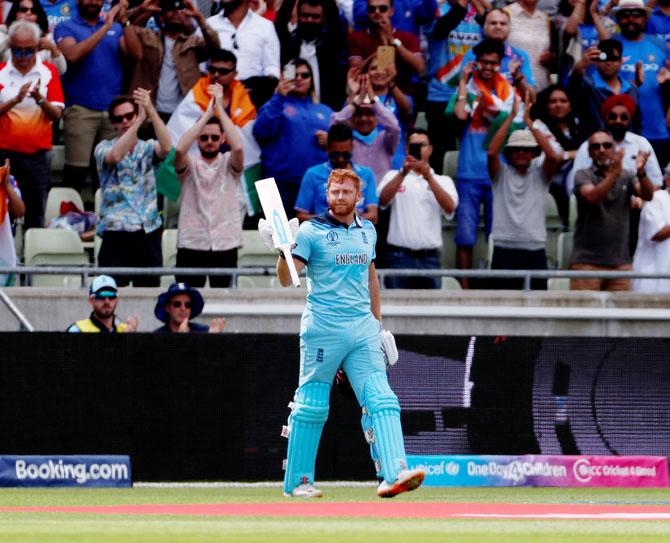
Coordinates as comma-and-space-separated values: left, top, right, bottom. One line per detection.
380, 327, 398, 367
258, 218, 276, 251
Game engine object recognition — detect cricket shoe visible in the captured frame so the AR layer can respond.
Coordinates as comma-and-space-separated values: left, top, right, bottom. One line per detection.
376, 468, 426, 498
285, 483, 324, 498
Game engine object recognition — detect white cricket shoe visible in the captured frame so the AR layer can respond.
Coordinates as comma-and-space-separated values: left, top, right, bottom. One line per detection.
376, 468, 426, 498
285, 483, 324, 498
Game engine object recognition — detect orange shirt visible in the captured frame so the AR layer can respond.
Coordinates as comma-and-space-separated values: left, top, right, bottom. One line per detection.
0, 60, 64, 154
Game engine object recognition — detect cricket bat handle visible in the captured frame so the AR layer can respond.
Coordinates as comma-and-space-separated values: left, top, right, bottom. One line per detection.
281, 244, 301, 287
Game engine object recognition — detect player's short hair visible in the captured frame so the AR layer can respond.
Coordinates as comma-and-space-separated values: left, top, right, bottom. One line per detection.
328, 123, 353, 144
327, 169, 361, 191
205, 117, 223, 131
473, 38, 504, 60
407, 127, 430, 142
107, 95, 138, 119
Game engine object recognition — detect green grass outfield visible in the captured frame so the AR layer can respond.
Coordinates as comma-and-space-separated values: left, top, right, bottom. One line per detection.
0, 486, 669, 543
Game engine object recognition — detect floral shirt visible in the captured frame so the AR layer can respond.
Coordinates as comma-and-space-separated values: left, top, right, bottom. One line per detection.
94, 138, 162, 235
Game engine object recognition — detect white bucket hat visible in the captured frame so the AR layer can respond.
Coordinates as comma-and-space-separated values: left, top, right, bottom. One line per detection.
613, 0, 651, 15
503, 129, 539, 150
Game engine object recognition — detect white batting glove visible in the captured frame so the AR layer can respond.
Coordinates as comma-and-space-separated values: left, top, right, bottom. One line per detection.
380, 328, 398, 367
288, 217, 299, 239
258, 218, 276, 251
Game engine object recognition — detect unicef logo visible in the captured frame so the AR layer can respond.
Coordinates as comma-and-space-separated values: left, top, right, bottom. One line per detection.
573, 458, 593, 483
446, 462, 459, 475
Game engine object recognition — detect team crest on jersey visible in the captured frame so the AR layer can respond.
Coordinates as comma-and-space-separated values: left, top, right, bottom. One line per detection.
326, 231, 339, 246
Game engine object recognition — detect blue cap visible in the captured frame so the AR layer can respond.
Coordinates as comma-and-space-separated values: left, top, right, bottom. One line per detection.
154, 282, 205, 323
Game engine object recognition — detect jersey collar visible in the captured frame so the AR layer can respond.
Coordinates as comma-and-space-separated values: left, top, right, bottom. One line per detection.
315, 210, 363, 228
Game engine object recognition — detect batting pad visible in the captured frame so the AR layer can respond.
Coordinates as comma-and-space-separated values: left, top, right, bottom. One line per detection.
283, 381, 331, 494
363, 372, 407, 484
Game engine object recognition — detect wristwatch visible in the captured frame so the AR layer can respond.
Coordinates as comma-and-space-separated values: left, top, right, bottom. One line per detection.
392, 38, 402, 48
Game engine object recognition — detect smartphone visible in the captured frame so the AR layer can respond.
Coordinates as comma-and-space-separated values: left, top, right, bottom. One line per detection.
283, 64, 296, 81
376, 45, 395, 72
408, 142, 422, 160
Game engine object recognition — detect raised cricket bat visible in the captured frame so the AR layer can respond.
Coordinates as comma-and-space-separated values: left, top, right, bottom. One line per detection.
255, 177, 301, 287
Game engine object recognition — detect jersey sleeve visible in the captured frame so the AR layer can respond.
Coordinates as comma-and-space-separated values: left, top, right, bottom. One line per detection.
292, 222, 314, 264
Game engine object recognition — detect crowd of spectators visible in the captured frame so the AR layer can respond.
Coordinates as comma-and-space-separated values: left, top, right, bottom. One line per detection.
2, 0, 670, 291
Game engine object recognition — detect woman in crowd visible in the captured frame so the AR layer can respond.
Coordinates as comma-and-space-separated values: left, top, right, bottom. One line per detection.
0, 0, 66, 74
352, 54, 413, 170
253, 58, 333, 213
530, 83, 587, 223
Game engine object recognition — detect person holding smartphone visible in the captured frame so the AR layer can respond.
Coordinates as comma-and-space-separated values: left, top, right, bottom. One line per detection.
377, 128, 458, 289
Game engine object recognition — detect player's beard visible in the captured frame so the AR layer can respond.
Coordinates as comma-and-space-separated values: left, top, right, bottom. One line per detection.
330, 200, 356, 216
201, 149, 220, 159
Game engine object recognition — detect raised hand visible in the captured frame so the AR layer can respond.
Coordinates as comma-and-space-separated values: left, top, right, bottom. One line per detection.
658, 60, 670, 85
346, 66, 361, 97
635, 150, 650, 172
16, 82, 31, 103
177, 318, 190, 333
105, 3, 121, 27
611, 149, 624, 176
209, 317, 226, 333
460, 62, 475, 83
315, 130, 328, 147
29, 79, 42, 104
522, 90, 533, 126
125, 315, 139, 332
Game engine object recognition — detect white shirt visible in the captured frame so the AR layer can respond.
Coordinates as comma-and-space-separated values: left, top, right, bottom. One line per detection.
567, 131, 663, 195
300, 41, 320, 100
205, 9, 280, 80
377, 168, 459, 250
156, 37, 183, 114
633, 189, 670, 293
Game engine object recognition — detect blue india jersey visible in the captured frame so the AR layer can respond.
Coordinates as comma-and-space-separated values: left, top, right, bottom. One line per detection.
292, 211, 377, 319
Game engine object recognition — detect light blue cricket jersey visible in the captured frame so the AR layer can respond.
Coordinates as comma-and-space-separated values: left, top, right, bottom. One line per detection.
292, 211, 377, 320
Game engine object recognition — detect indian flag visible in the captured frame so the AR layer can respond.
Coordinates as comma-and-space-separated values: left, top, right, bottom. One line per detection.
167, 77, 262, 215
437, 53, 465, 86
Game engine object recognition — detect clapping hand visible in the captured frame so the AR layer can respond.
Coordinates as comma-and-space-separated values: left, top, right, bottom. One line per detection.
635, 150, 650, 172
209, 317, 226, 333
125, 315, 139, 333
29, 79, 42, 104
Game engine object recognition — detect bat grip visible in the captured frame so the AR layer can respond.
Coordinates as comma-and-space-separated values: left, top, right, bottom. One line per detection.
281, 244, 301, 288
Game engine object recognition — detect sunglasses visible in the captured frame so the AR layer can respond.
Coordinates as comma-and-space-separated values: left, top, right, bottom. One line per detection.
11, 46, 35, 58
294, 71, 312, 79
93, 294, 117, 301
208, 65, 235, 76
618, 9, 645, 18
328, 151, 352, 160
171, 300, 192, 309
607, 112, 629, 121
110, 111, 136, 123
510, 147, 536, 153
199, 134, 221, 142
588, 141, 614, 151
17, 6, 35, 12
299, 11, 321, 20
367, 4, 389, 12
231, 32, 238, 50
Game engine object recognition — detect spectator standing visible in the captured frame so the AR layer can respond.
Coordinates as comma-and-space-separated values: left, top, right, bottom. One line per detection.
570, 129, 654, 291
632, 169, 670, 293
0, 0, 67, 74
568, 39, 639, 135
425, 0, 487, 168
94, 89, 171, 287
612, 0, 670, 165
275, 0, 347, 111
295, 123, 378, 223
567, 94, 663, 195
347, 0, 424, 94
253, 58, 331, 213
353, 0, 436, 35
487, 95, 561, 290
460, 9, 536, 95
530, 83, 587, 223
377, 128, 458, 289
448, 39, 517, 287
42, 0, 77, 32
173, 84, 244, 288
205, 0, 280, 107
129, 0, 220, 121
354, 54, 412, 170
0, 21, 63, 229
66, 275, 139, 332
153, 282, 226, 332
0, 159, 25, 286
54, 0, 142, 192
646, 0, 670, 47
331, 79, 400, 184
504, 0, 552, 91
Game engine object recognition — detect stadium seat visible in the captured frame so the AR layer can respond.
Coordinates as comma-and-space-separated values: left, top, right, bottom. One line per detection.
23, 228, 88, 287
238, 230, 277, 267
237, 275, 275, 288
547, 277, 570, 290
442, 150, 459, 180
161, 229, 178, 287
44, 187, 85, 224
568, 194, 577, 232
545, 193, 564, 269
556, 231, 574, 270
414, 111, 428, 130
441, 276, 462, 290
